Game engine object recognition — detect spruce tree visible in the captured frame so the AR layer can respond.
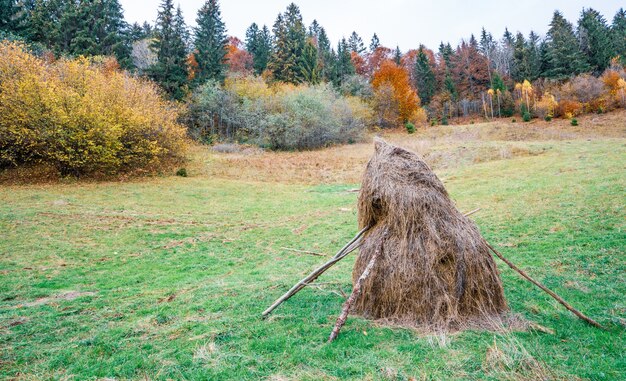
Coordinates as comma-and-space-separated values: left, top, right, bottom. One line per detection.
299, 39, 320, 84
193, 0, 228, 84
70, 0, 132, 68
527, 31, 543, 81
369, 33, 380, 52
414, 46, 436, 104
543, 11, 589, 79
578, 8, 613, 73
332, 37, 354, 86
612, 8, 626, 65
316, 26, 333, 82
394, 46, 402, 65
245, 23, 271, 75
149, 0, 188, 100
348, 31, 365, 53
511, 32, 529, 82
268, 3, 306, 84
0, 0, 20, 34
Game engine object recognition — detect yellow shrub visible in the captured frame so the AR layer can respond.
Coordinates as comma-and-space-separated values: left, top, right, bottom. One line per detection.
0, 41, 188, 176
535, 92, 558, 119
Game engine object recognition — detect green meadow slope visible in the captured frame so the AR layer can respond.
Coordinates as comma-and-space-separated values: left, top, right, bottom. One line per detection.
1, 116, 624, 380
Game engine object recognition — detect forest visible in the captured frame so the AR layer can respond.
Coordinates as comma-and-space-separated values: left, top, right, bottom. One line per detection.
1, 0, 626, 174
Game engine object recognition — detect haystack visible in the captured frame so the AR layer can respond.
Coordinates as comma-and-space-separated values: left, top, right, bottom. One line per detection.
352, 138, 507, 329
263, 138, 601, 341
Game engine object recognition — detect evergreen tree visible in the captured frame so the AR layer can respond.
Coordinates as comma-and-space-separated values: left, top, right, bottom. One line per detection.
308, 19, 321, 38
611, 8, 626, 65
527, 31, 543, 81
393, 45, 402, 64
414, 45, 436, 104
369, 33, 380, 52
578, 8, 614, 73
268, 3, 306, 83
299, 39, 320, 83
193, 0, 228, 84
543, 11, 589, 79
348, 31, 365, 53
316, 26, 333, 82
70, 0, 132, 68
0, 0, 21, 33
511, 32, 529, 82
245, 23, 271, 75
332, 37, 354, 86
149, 0, 188, 99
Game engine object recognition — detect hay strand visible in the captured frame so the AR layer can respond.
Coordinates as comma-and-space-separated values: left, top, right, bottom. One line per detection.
485, 241, 603, 328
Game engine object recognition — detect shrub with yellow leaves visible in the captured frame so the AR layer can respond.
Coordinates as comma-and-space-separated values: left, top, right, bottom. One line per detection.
0, 41, 188, 177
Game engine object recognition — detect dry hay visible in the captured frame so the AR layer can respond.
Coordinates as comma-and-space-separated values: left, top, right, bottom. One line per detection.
353, 138, 508, 330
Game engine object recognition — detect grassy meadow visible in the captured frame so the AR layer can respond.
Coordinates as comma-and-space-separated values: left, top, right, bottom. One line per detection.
1, 113, 625, 380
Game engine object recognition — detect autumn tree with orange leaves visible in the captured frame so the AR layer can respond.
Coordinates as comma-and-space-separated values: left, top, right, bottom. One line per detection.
371, 60, 422, 128
226, 37, 253, 75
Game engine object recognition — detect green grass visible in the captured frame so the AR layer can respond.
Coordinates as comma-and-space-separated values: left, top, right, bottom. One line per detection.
1, 138, 624, 380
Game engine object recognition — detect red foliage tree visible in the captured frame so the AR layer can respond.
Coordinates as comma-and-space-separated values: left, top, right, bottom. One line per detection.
226, 36, 253, 75
371, 59, 421, 126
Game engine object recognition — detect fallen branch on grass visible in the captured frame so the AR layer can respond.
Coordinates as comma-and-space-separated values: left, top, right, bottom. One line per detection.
280, 247, 326, 257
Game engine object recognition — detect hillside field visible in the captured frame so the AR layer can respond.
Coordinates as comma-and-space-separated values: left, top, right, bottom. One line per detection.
1, 112, 625, 380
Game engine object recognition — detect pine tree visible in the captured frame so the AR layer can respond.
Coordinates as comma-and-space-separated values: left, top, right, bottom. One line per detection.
369, 33, 380, 52
316, 26, 333, 82
149, 0, 189, 99
511, 32, 529, 82
611, 8, 626, 65
543, 11, 589, 79
527, 31, 542, 81
70, 0, 132, 68
308, 19, 321, 38
268, 3, 306, 83
0, 0, 21, 34
393, 46, 402, 65
245, 23, 271, 75
332, 37, 355, 86
578, 8, 614, 73
414, 45, 436, 104
193, 0, 228, 84
348, 31, 365, 53
299, 39, 320, 84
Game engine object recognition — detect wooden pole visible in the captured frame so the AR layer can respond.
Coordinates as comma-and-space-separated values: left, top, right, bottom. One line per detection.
328, 231, 387, 342
485, 241, 602, 328
262, 226, 370, 317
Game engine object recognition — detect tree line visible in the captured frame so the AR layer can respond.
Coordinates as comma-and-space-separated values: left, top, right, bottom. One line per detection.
1, 1, 625, 119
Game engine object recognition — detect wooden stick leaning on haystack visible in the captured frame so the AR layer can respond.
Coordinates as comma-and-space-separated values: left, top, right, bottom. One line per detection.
262, 226, 370, 317
262, 210, 482, 318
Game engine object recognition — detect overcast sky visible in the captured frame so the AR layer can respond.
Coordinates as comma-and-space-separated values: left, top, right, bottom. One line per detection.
120, 1, 624, 50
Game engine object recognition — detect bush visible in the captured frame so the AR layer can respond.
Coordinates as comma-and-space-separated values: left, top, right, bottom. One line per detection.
441, 115, 449, 125
571, 118, 578, 126
176, 168, 188, 177
0, 42, 187, 176
557, 99, 583, 119
186, 76, 372, 150
545, 115, 552, 122
522, 112, 532, 122
405, 122, 416, 134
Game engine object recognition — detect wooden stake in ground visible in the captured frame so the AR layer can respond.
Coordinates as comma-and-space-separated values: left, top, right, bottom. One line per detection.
485, 241, 603, 328
328, 231, 387, 343
262, 226, 370, 317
